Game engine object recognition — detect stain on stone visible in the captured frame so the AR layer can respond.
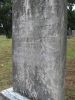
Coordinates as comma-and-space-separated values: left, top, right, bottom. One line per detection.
13, 0, 25, 17
27, 66, 54, 100
16, 64, 54, 100
29, 0, 46, 16
54, 0, 61, 17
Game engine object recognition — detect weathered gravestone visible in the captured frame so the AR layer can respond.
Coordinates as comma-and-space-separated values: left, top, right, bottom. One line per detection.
72, 30, 75, 36
0, 0, 67, 100
12, 0, 67, 99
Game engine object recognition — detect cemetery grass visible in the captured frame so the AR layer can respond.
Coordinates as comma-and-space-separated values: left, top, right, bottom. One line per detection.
65, 37, 75, 100
0, 36, 12, 91
0, 36, 75, 100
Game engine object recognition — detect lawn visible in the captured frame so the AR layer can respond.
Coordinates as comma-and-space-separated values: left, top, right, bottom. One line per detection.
0, 36, 12, 91
65, 37, 75, 100
0, 36, 75, 100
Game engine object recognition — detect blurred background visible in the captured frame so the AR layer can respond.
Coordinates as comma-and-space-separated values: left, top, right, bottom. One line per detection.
0, 0, 12, 38
0, 0, 75, 100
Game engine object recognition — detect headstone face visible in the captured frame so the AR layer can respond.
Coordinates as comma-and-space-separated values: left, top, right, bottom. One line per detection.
12, 0, 67, 100
72, 30, 75, 36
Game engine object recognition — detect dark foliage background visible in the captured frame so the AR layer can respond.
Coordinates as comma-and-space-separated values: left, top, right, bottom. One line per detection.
0, 0, 75, 38
0, 0, 12, 38
68, 0, 75, 30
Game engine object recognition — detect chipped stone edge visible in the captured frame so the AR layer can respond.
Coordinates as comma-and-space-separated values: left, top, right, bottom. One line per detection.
0, 87, 30, 100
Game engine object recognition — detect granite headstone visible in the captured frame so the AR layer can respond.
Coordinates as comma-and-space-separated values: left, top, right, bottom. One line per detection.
12, 0, 67, 100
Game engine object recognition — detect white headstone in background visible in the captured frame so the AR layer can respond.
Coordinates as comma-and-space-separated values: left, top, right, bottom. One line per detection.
72, 30, 75, 36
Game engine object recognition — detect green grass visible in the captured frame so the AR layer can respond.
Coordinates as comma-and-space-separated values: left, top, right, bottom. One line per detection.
67, 37, 75, 60
0, 36, 75, 100
0, 35, 12, 91
66, 37, 75, 100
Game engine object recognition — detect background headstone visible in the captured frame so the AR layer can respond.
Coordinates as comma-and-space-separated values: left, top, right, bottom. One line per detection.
72, 30, 75, 36
12, 0, 67, 100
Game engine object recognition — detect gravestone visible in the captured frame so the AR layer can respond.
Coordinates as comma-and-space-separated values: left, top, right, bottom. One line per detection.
72, 30, 75, 36
0, 0, 67, 100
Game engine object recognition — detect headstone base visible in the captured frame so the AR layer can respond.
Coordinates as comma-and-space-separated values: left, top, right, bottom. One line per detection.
0, 88, 29, 100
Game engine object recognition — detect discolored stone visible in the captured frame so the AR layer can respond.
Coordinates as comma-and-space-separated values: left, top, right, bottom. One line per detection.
12, 0, 67, 100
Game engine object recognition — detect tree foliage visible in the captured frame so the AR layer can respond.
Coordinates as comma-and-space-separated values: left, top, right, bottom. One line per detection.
67, 0, 75, 30
68, 0, 75, 4
0, 0, 12, 38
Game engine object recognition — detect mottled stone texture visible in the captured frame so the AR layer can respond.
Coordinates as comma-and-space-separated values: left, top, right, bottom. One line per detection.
0, 88, 29, 100
12, 0, 67, 100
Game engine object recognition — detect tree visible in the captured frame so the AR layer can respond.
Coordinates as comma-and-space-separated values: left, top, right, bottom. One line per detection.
67, 0, 75, 30
0, 0, 12, 38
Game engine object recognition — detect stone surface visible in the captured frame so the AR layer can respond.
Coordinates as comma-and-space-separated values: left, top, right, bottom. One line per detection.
72, 30, 75, 36
0, 88, 29, 100
12, 0, 67, 100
